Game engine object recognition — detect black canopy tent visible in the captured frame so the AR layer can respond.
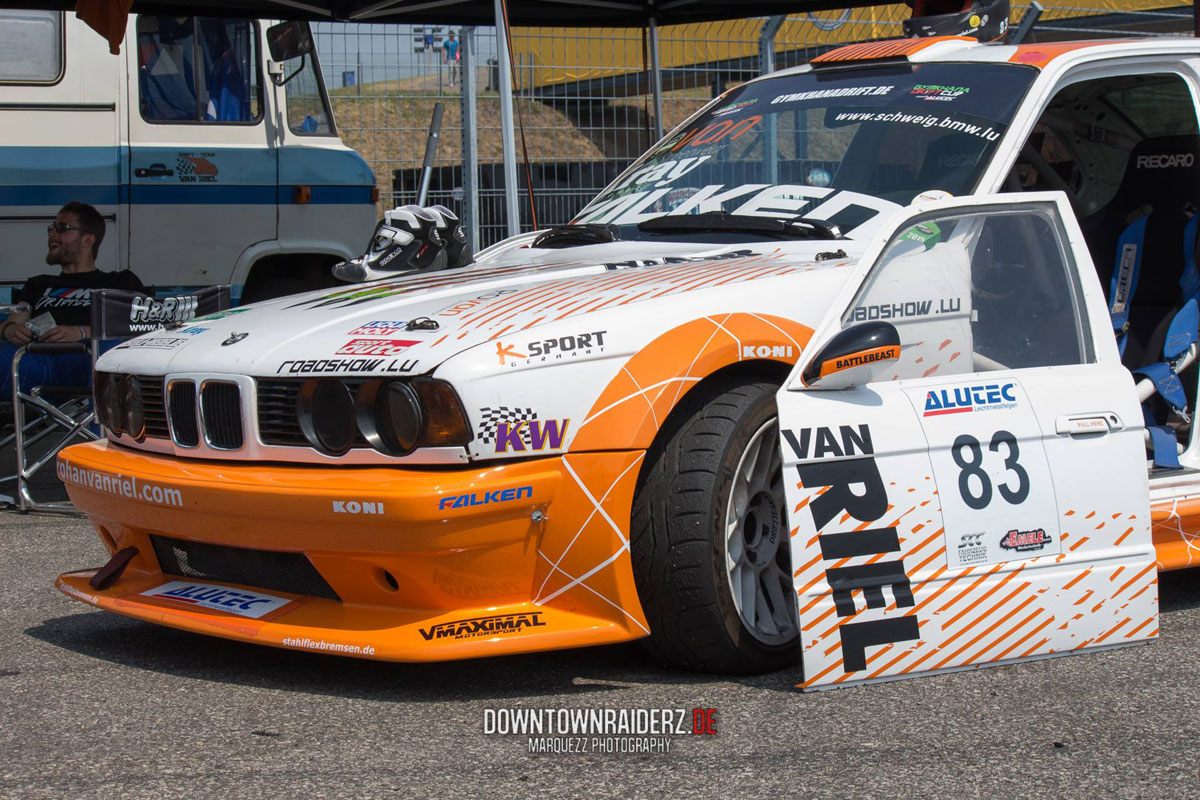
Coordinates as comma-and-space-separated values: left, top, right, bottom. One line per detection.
17, 0, 892, 29
11, 0, 901, 235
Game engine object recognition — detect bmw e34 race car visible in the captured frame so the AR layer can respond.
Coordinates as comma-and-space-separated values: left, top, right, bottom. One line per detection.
56, 34, 1200, 688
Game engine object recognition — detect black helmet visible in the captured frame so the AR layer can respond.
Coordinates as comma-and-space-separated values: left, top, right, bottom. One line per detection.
332, 208, 447, 283
902, 0, 1010, 42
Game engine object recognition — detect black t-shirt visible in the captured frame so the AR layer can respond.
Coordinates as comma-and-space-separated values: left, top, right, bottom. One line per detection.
16, 270, 145, 327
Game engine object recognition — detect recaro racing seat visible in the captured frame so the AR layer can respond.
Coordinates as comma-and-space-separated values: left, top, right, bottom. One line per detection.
1082, 135, 1200, 467
1083, 135, 1200, 370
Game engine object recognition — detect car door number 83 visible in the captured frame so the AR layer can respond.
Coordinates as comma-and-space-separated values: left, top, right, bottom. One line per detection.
951, 430, 1030, 510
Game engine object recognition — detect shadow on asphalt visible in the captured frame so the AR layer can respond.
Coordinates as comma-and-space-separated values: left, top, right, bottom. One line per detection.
25, 569, 1200, 699
25, 612, 806, 699
1159, 568, 1200, 612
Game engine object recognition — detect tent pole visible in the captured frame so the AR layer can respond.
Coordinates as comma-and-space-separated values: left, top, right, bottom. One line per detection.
494, 0, 521, 238
648, 17, 664, 141
461, 26, 480, 250
759, 15, 784, 185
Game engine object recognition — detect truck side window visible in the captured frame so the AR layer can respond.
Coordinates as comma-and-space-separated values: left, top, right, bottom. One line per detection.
0, 10, 63, 84
284, 48, 335, 136
138, 16, 262, 124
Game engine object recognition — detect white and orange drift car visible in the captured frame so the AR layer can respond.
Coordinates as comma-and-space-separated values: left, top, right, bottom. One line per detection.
58, 36, 1200, 688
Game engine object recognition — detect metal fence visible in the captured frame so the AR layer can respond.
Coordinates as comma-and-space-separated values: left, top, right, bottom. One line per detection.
313, 2, 1194, 249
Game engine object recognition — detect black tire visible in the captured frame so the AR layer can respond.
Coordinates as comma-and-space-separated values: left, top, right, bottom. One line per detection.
631, 378, 800, 673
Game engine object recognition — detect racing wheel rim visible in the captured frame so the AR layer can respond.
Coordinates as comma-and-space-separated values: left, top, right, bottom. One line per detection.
723, 417, 797, 646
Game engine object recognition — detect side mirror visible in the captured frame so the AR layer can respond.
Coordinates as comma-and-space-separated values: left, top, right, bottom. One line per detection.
267, 21, 314, 62
801, 321, 901, 390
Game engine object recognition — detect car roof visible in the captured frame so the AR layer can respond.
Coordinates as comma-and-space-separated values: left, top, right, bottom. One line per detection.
766, 35, 1200, 79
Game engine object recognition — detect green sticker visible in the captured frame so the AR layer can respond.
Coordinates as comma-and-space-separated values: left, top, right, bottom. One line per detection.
899, 221, 941, 250
194, 307, 251, 322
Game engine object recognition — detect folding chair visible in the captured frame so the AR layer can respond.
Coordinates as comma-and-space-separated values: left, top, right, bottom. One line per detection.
0, 285, 231, 512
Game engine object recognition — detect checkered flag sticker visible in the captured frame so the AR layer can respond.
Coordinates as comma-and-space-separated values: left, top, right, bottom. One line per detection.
477, 406, 537, 446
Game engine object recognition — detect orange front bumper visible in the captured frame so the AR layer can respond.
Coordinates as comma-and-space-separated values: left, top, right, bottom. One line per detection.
56, 442, 650, 662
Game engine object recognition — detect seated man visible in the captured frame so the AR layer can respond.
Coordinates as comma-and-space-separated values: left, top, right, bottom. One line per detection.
0, 201, 144, 397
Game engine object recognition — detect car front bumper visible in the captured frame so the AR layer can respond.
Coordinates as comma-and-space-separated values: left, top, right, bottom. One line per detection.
56, 441, 650, 661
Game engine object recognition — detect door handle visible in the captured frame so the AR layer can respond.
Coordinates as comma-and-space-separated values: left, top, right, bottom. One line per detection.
1055, 413, 1122, 436
135, 163, 174, 178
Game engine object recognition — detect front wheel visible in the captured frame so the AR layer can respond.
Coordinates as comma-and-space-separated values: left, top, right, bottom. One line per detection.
630, 378, 799, 673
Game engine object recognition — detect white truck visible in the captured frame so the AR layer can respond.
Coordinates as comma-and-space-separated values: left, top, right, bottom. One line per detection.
0, 10, 377, 301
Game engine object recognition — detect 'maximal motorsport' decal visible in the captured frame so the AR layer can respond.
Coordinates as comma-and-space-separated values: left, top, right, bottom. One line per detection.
141, 581, 291, 619
439, 485, 533, 510
784, 423, 922, 674
419, 612, 546, 641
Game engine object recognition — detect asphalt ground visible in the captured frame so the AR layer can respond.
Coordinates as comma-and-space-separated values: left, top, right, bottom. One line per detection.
2, 473, 1199, 799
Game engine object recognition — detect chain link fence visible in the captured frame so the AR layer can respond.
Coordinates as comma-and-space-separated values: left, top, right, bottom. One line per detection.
313, 2, 1193, 249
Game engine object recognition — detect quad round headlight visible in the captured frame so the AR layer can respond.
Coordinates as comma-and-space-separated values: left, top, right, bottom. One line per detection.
120, 375, 145, 441
297, 378, 356, 455
357, 380, 423, 455
98, 371, 122, 436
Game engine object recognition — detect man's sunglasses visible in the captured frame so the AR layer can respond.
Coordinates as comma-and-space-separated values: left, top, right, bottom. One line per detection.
47, 222, 87, 234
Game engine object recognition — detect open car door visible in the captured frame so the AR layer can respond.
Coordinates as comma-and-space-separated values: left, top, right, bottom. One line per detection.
778, 192, 1158, 690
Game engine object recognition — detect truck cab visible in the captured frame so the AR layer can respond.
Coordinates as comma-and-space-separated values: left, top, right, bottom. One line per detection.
0, 10, 377, 301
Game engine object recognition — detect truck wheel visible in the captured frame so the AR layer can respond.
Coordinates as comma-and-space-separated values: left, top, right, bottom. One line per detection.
240, 256, 341, 305
631, 378, 799, 673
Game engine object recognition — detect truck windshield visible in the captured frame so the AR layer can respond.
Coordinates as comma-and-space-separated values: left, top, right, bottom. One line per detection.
285, 46, 336, 136
576, 62, 1038, 240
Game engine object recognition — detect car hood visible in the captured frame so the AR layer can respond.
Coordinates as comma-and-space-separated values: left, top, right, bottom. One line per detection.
99, 238, 866, 377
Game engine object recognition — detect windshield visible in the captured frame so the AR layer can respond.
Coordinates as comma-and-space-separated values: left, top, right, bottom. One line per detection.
575, 62, 1038, 241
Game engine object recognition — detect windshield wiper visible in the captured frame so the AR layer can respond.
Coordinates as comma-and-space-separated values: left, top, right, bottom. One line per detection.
531, 223, 620, 249
637, 212, 843, 240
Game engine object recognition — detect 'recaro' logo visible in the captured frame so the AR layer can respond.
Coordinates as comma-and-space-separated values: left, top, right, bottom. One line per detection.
130, 295, 199, 324
999, 527, 1051, 553
419, 612, 546, 641
923, 382, 1017, 416
1136, 153, 1194, 169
